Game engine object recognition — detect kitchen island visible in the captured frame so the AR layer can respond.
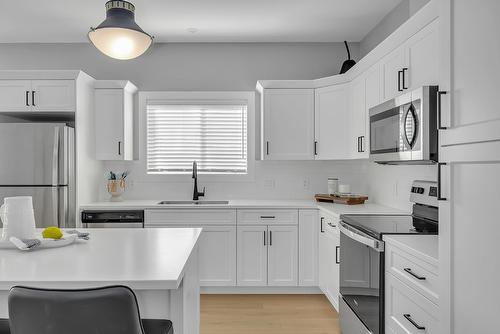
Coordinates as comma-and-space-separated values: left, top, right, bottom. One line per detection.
0, 228, 202, 334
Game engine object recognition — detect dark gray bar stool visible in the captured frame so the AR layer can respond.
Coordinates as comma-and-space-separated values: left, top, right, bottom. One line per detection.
0, 285, 173, 334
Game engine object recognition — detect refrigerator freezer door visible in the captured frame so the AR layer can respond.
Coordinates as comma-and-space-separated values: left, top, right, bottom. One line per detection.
0, 187, 60, 228
0, 123, 65, 186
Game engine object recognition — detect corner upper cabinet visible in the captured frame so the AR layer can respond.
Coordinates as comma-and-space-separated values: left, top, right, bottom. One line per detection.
348, 76, 368, 159
0, 79, 75, 113
260, 88, 315, 160
94, 80, 137, 160
314, 84, 350, 160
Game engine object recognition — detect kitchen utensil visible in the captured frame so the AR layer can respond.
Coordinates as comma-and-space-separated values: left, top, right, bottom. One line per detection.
0, 196, 36, 242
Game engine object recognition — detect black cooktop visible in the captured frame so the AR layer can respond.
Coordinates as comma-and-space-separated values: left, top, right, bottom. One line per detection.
340, 214, 438, 240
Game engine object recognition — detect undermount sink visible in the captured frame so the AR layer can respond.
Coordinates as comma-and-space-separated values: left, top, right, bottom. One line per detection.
157, 200, 229, 205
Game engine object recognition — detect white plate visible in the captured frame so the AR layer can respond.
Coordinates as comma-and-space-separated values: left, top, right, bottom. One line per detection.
0, 233, 78, 249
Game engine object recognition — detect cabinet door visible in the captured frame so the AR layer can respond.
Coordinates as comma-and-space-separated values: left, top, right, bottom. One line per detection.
314, 84, 350, 159
95, 89, 125, 160
237, 225, 268, 286
381, 46, 406, 101
329, 232, 340, 307
0, 80, 31, 112
349, 76, 368, 159
298, 210, 319, 286
268, 225, 298, 286
198, 226, 236, 286
263, 89, 314, 160
31, 80, 75, 112
439, 0, 500, 147
405, 19, 439, 91
318, 218, 328, 294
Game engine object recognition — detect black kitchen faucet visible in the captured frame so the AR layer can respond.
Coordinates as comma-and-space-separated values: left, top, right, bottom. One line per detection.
192, 161, 205, 201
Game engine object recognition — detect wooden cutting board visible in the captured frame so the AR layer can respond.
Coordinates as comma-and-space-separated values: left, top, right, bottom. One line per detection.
314, 194, 368, 205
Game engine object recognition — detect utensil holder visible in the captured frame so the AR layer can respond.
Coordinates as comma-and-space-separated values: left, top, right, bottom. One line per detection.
107, 179, 125, 202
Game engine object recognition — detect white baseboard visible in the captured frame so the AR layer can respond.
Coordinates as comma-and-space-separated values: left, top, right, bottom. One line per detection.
201, 286, 322, 294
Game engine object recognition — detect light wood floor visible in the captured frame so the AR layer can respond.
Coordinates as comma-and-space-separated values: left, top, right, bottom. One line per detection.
200, 294, 340, 334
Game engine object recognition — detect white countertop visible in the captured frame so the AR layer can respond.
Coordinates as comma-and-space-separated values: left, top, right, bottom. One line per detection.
0, 228, 202, 290
80, 199, 319, 210
384, 234, 438, 262
316, 202, 407, 218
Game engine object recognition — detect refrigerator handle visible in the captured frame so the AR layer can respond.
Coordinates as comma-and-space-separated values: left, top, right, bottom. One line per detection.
51, 127, 60, 187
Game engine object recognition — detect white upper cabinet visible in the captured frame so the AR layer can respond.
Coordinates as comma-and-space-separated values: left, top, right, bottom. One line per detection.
267, 225, 298, 286
349, 76, 368, 159
262, 89, 315, 160
381, 46, 406, 101
94, 81, 137, 161
404, 19, 439, 90
314, 84, 350, 160
0, 79, 75, 113
365, 64, 382, 110
31, 80, 75, 112
0, 80, 32, 112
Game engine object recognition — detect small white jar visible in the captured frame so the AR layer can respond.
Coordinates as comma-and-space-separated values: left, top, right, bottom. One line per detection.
328, 178, 338, 195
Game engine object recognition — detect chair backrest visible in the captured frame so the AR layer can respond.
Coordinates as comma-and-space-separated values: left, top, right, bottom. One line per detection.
8, 285, 145, 334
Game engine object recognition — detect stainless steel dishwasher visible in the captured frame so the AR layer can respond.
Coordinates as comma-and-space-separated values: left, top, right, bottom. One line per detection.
81, 210, 144, 228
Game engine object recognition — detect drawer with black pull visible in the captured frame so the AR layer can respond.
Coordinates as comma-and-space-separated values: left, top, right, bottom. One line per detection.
385, 273, 439, 334
237, 209, 298, 225
385, 239, 439, 304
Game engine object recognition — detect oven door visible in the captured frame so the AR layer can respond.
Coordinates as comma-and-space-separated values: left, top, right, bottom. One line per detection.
339, 222, 384, 334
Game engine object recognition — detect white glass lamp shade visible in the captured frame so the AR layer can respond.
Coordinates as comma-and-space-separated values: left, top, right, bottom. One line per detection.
88, 1, 153, 60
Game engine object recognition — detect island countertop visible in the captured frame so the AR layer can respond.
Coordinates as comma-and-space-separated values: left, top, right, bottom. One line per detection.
0, 228, 202, 290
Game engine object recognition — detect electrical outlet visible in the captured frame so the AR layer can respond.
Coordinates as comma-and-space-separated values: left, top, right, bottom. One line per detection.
303, 177, 310, 189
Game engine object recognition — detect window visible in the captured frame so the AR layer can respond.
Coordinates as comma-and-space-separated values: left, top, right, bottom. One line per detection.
146, 103, 248, 174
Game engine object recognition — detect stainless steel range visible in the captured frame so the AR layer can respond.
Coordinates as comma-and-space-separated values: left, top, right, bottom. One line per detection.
339, 180, 438, 334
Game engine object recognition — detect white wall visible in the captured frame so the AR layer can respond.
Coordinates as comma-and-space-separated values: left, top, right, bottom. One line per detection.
359, 0, 430, 57
0, 42, 435, 207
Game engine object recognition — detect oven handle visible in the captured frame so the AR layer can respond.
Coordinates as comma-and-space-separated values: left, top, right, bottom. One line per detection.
340, 221, 385, 252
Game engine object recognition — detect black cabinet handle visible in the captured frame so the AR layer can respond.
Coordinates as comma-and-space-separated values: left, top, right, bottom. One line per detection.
269, 231, 272, 246
263, 231, 266, 246
314, 141, 318, 155
260, 216, 275, 219
404, 267, 426, 280
320, 217, 324, 233
118, 141, 122, 156
402, 68, 408, 89
437, 91, 448, 130
398, 70, 403, 92
25, 91, 29, 106
438, 162, 447, 201
266, 141, 269, 155
31, 91, 36, 106
335, 246, 340, 264
360, 136, 365, 152
403, 314, 426, 330
357, 137, 361, 152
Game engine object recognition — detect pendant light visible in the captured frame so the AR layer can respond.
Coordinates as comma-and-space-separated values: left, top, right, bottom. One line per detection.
88, 1, 153, 60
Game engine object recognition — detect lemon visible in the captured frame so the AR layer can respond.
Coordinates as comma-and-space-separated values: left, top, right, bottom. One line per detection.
42, 226, 63, 239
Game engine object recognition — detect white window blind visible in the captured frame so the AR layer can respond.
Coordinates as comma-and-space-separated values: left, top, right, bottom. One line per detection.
147, 104, 247, 174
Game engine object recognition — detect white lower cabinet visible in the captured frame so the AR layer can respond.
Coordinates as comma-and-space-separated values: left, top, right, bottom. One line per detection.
236, 225, 268, 286
298, 210, 319, 286
318, 211, 340, 310
267, 225, 298, 286
198, 226, 237, 286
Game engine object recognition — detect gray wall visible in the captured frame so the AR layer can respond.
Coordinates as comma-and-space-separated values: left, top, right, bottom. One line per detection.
359, 0, 430, 57
0, 42, 358, 90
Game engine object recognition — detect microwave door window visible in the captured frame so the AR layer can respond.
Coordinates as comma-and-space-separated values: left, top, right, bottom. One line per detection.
370, 109, 400, 154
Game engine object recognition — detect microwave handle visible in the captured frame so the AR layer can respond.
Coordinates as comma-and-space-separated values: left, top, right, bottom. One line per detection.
437, 91, 448, 130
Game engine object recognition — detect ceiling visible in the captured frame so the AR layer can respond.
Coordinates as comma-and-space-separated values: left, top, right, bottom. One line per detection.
0, 0, 402, 43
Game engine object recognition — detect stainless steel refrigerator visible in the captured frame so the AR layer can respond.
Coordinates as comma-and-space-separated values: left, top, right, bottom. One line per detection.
0, 123, 75, 228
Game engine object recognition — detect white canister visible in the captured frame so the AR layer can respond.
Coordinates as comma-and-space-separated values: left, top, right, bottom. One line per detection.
0, 196, 37, 242
328, 178, 339, 195
338, 184, 351, 195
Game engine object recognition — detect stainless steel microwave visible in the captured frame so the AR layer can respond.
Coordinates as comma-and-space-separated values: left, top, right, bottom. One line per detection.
369, 86, 438, 164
